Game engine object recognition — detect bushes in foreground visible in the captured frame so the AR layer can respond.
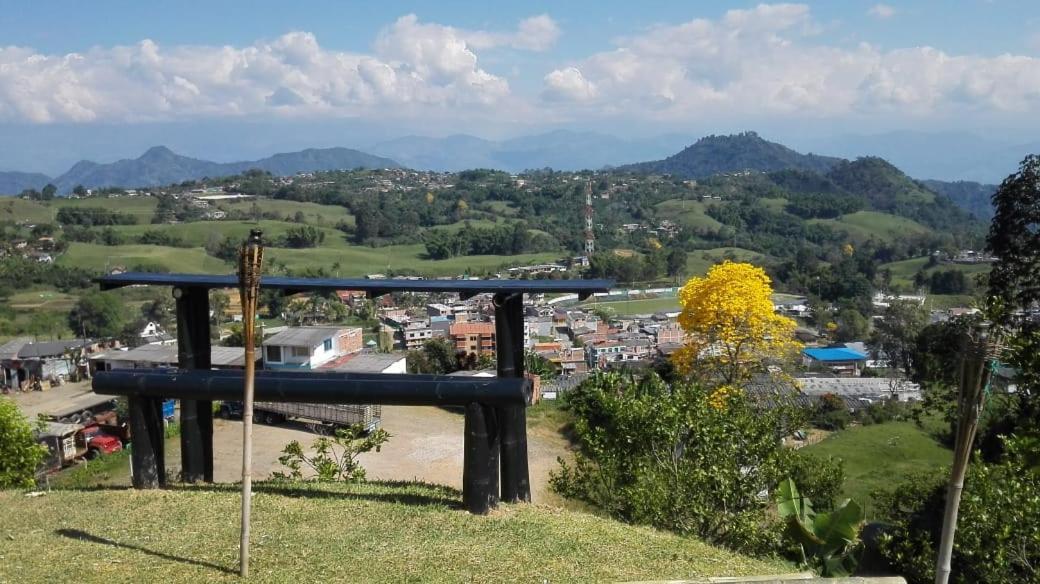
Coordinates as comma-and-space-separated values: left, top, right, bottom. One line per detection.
875, 435, 1040, 584
551, 371, 843, 554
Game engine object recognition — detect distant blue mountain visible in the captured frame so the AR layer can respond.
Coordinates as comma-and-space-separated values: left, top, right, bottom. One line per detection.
370, 130, 691, 172
43, 146, 399, 192
0, 171, 52, 195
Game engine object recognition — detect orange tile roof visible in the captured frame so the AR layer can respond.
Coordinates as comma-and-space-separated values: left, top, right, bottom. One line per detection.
450, 322, 496, 335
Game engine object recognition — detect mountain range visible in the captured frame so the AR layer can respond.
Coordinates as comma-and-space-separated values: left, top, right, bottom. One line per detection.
0, 132, 1001, 219
368, 130, 691, 172
0, 146, 399, 195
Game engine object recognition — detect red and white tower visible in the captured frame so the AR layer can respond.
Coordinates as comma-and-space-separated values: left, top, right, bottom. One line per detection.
584, 181, 595, 255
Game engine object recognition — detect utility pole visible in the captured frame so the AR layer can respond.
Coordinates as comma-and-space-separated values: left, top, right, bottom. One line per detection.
237, 229, 263, 578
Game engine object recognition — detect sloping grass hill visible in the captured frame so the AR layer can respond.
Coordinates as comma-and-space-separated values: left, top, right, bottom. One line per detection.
0, 481, 789, 583
809, 211, 931, 242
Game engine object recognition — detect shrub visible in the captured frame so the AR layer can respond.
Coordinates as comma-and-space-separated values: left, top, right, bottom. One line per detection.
551, 371, 820, 554
273, 424, 390, 482
0, 398, 47, 489
875, 436, 1040, 584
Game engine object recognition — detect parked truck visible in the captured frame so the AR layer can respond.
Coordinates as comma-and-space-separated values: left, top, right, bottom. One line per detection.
219, 401, 382, 434
36, 421, 125, 473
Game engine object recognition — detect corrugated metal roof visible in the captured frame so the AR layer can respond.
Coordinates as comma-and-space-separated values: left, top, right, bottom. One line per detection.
264, 326, 348, 347
802, 347, 867, 362
0, 337, 32, 360
17, 339, 94, 359
93, 343, 253, 367
326, 353, 406, 373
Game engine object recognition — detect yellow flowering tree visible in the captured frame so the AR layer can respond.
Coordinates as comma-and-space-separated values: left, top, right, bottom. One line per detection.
672, 261, 801, 386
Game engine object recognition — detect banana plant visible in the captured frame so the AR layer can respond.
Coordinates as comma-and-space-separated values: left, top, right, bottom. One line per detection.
776, 478, 865, 577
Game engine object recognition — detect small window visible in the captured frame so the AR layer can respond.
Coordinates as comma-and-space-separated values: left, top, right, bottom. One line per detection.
266, 346, 282, 362
292, 346, 309, 357
323, 338, 333, 352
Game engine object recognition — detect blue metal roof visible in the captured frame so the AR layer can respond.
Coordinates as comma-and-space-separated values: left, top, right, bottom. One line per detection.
96, 272, 614, 299
802, 347, 868, 362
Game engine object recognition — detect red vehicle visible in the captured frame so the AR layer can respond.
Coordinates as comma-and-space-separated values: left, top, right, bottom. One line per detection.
79, 424, 125, 459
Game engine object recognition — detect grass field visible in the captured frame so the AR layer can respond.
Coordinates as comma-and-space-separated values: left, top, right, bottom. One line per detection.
583, 296, 681, 315
811, 211, 931, 242
654, 199, 723, 231
881, 256, 991, 288
804, 420, 952, 517
111, 219, 344, 246
0, 198, 54, 224
219, 199, 355, 227
684, 247, 767, 277
57, 243, 231, 273
56, 239, 562, 277
0, 481, 790, 583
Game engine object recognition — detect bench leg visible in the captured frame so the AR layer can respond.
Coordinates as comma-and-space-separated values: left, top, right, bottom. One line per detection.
179, 399, 213, 483
463, 403, 499, 514
128, 395, 166, 488
498, 404, 531, 503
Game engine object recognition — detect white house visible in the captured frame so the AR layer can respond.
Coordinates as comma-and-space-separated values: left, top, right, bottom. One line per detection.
262, 326, 362, 370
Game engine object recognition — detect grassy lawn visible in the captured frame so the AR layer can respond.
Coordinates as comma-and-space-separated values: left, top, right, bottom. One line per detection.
810, 211, 931, 242
684, 247, 767, 277
583, 296, 680, 315
0, 198, 54, 224
804, 420, 952, 517
219, 199, 354, 227
51, 196, 160, 224
0, 481, 790, 583
6, 289, 78, 311
57, 243, 231, 273
654, 199, 723, 231
881, 256, 991, 289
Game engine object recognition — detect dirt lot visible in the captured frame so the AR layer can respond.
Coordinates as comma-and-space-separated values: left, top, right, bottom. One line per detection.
204, 405, 570, 502
11, 382, 572, 503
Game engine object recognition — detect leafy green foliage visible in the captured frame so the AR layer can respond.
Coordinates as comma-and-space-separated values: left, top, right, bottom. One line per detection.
875, 436, 1040, 584
776, 479, 864, 577
423, 221, 552, 259
987, 154, 1040, 310
0, 398, 47, 489
551, 371, 823, 554
274, 424, 390, 482
67, 291, 127, 338
55, 206, 137, 227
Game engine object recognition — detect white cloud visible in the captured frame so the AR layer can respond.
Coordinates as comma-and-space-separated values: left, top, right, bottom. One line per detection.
868, 4, 897, 19
467, 14, 561, 52
543, 67, 596, 101
540, 4, 1040, 122
0, 14, 554, 124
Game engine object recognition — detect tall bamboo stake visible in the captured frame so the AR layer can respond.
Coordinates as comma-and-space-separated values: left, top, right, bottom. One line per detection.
935, 322, 998, 584
237, 229, 264, 578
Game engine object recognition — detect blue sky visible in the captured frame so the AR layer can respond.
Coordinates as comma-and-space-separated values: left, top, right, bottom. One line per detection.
0, 1, 1038, 173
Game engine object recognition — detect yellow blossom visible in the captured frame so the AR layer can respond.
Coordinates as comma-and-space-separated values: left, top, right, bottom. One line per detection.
672, 261, 801, 386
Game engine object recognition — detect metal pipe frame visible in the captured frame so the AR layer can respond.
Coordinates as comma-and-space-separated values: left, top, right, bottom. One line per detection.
494, 292, 531, 503
175, 286, 213, 483
92, 370, 530, 406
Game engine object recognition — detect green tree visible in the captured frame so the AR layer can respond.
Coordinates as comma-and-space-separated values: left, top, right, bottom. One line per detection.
987, 154, 1040, 310
68, 291, 126, 338
833, 308, 869, 342
41, 183, 57, 200
665, 248, 687, 278
870, 300, 927, 378
0, 397, 47, 488
209, 290, 229, 325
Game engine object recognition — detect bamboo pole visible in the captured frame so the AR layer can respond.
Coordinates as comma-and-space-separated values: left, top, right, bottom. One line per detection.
935, 322, 997, 584
237, 229, 264, 578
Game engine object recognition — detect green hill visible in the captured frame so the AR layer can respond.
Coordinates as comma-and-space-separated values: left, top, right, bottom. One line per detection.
654, 199, 723, 231
0, 481, 788, 583
810, 211, 932, 242
827, 157, 935, 207
620, 132, 842, 178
